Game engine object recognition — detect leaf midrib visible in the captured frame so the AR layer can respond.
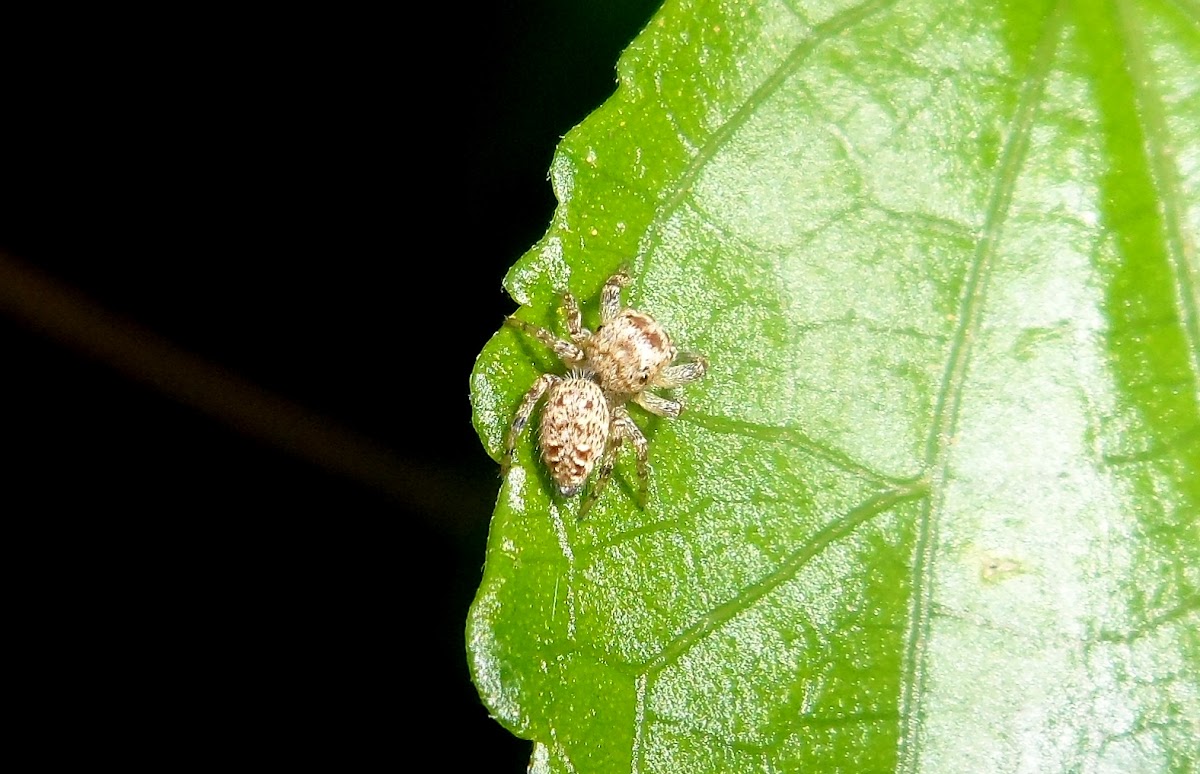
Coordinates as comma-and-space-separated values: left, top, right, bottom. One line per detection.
896, 1, 1069, 770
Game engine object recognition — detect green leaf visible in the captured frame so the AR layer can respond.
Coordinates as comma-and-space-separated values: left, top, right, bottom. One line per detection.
468, 0, 1200, 771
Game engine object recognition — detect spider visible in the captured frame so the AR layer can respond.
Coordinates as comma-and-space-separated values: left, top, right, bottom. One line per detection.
501, 269, 708, 516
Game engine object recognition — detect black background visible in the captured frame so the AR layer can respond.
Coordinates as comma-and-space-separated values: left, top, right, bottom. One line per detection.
2, 2, 658, 767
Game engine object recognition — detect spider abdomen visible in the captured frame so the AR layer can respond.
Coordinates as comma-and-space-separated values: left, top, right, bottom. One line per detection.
539, 377, 610, 497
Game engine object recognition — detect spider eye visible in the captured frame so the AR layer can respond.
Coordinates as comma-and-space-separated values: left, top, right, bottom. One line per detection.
640, 372, 650, 383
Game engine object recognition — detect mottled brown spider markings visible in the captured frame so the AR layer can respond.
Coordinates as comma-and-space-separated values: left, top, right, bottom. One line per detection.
502, 269, 708, 516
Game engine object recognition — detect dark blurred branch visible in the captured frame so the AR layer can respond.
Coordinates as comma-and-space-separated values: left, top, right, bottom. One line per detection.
0, 250, 493, 534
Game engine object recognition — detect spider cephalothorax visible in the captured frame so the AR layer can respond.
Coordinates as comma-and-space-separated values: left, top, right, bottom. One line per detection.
501, 269, 707, 515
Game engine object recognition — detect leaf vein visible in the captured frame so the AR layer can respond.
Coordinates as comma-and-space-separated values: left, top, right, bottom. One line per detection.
686, 410, 911, 486
640, 483, 925, 675
896, 2, 1069, 768
639, 0, 902, 273
1112, 0, 1200, 406
1163, 0, 1200, 28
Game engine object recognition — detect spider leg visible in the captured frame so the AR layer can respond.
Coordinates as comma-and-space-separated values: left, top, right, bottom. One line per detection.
599, 268, 632, 324
559, 291, 591, 345
614, 408, 649, 509
633, 390, 682, 419
505, 316, 585, 366
577, 408, 648, 518
653, 353, 708, 388
502, 373, 560, 477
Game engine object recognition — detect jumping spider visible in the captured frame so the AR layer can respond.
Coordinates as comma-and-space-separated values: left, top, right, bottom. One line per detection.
502, 269, 708, 516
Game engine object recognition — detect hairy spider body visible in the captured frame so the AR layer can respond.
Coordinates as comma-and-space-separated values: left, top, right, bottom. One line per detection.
586, 310, 674, 394
502, 269, 707, 515
537, 375, 609, 497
